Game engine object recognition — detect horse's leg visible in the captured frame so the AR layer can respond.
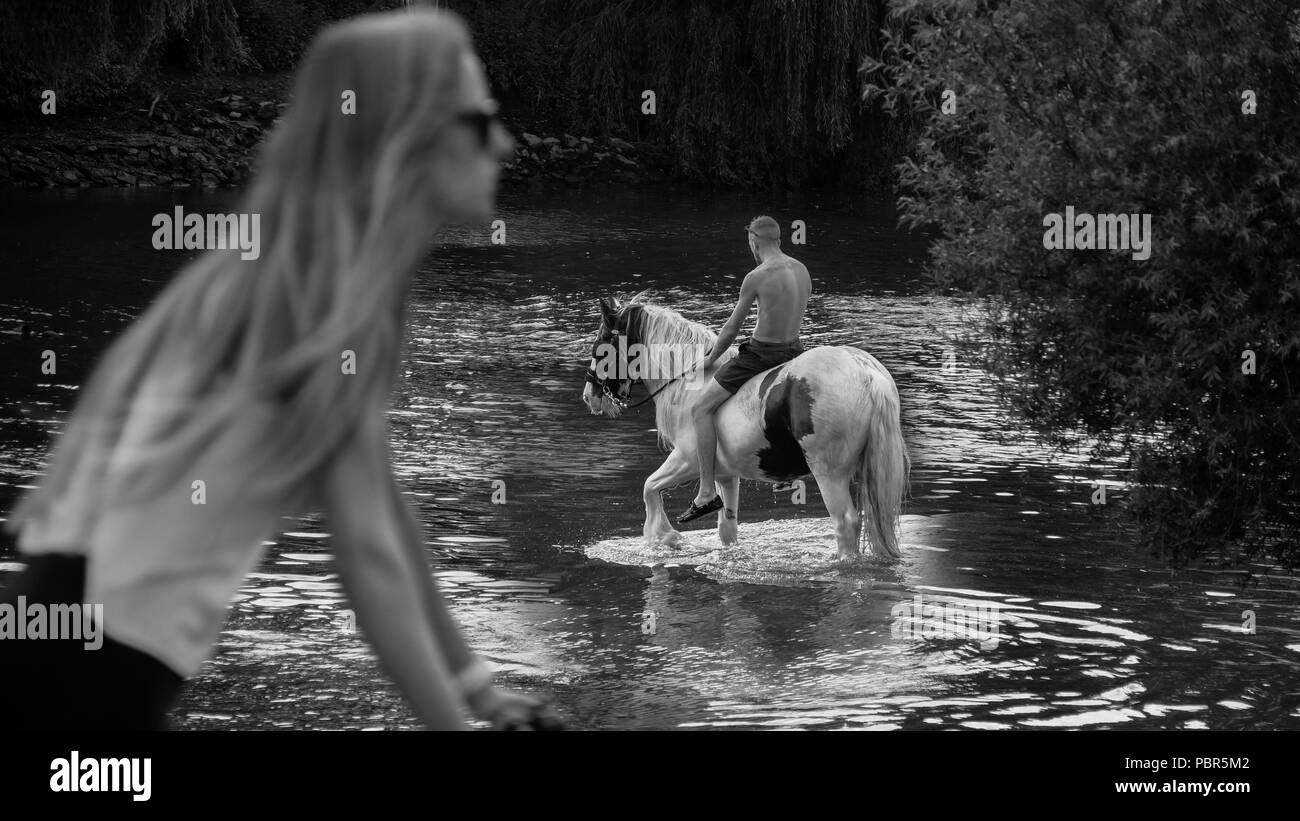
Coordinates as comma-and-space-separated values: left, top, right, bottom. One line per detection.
643, 449, 695, 547
716, 475, 740, 546
812, 469, 861, 560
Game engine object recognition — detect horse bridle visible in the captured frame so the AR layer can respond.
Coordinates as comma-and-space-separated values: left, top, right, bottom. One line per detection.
585, 309, 636, 408
585, 306, 702, 411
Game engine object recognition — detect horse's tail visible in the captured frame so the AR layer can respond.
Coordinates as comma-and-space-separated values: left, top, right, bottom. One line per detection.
856, 371, 909, 559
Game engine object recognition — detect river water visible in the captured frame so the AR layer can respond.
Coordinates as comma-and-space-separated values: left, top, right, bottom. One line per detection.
1, 184, 1297, 730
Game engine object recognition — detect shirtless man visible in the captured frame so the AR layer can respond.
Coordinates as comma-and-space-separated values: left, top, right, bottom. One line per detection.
676, 215, 812, 523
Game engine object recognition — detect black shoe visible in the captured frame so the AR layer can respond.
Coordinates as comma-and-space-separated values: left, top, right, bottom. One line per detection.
676, 496, 724, 524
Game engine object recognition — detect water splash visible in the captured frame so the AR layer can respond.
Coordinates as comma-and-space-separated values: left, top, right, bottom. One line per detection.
586, 515, 941, 586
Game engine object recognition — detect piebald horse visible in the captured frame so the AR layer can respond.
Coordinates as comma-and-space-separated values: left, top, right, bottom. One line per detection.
581, 297, 909, 560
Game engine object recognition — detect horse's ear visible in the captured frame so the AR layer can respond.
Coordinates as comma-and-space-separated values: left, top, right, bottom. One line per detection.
598, 297, 616, 322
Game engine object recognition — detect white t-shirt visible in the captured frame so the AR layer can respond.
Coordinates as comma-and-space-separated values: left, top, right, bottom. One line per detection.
18, 358, 295, 678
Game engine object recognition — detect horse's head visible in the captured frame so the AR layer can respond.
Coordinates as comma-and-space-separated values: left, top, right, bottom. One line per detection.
582, 296, 640, 417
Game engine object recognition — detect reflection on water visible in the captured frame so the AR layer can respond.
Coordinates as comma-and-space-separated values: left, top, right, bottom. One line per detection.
1, 185, 1297, 730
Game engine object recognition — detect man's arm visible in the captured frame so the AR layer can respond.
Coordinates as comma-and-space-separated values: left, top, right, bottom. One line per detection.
706, 272, 759, 366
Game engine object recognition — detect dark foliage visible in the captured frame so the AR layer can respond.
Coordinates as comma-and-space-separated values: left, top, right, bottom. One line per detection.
1, 0, 911, 188
865, 0, 1300, 564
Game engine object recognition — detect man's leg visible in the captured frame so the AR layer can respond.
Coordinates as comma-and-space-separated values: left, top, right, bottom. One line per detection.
689, 379, 735, 507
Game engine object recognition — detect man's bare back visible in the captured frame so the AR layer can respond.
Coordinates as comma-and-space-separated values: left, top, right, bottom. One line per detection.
748, 254, 811, 343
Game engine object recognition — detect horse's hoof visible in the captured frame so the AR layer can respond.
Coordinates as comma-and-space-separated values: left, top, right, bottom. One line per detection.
647, 531, 683, 548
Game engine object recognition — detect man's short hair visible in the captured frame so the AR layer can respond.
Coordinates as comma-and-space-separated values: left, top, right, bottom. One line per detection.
747, 215, 781, 242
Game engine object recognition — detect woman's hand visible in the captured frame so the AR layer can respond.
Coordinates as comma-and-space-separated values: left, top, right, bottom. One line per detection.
467, 686, 565, 731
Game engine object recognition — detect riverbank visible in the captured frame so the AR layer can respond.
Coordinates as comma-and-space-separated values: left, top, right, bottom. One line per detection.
0, 73, 675, 190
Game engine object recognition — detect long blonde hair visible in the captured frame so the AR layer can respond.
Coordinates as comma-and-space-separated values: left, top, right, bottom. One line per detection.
8, 8, 474, 533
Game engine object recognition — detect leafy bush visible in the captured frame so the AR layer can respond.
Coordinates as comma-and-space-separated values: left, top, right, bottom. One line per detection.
864, 0, 1300, 564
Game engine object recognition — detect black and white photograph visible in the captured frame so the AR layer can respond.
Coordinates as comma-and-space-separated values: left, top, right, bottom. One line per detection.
0, 0, 1294, 794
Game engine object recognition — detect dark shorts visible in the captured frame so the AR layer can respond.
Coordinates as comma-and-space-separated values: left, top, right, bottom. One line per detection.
713, 338, 805, 394
0, 554, 184, 732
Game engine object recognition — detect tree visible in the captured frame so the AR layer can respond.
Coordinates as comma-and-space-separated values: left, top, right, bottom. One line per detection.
865, 0, 1300, 564
451, 0, 900, 186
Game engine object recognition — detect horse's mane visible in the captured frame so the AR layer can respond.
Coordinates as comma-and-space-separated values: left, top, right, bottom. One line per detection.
628, 299, 716, 351
623, 297, 727, 451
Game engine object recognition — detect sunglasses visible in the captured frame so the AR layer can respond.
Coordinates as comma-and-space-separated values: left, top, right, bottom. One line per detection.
454, 102, 502, 148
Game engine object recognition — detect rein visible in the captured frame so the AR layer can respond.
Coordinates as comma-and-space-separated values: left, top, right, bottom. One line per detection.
585, 312, 707, 411
617, 364, 700, 409
585, 356, 702, 410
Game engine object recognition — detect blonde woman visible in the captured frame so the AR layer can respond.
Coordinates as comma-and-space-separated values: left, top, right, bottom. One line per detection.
0, 9, 559, 731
